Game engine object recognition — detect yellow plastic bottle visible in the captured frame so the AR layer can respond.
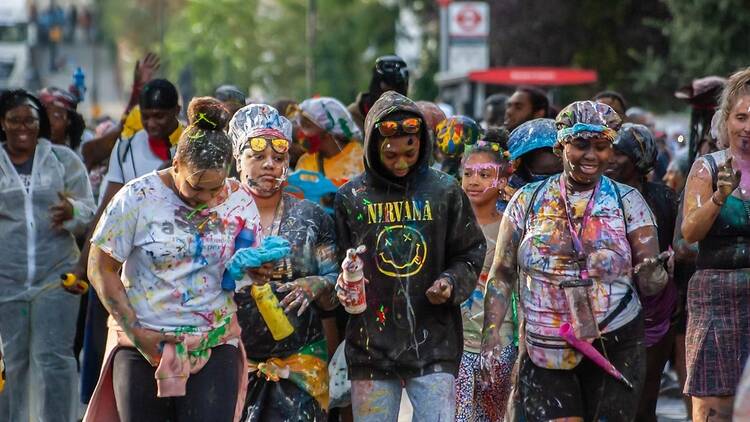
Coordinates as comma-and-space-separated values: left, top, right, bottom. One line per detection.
60, 273, 89, 294
251, 284, 294, 341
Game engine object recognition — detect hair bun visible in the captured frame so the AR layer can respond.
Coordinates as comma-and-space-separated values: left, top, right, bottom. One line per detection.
187, 96, 230, 131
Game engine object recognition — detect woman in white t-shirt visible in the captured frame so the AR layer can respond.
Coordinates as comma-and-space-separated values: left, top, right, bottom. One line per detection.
480, 101, 669, 422
84, 98, 259, 422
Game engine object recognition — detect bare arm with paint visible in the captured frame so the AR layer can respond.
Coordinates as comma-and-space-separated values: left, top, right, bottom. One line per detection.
278, 206, 339, 314
682, 156, 740, 243
88, 246, 179, 366
628, 225, 668, 296
479, 213, 520, 384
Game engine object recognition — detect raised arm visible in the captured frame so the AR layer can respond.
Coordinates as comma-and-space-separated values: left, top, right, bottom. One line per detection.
682, 156, 740, 243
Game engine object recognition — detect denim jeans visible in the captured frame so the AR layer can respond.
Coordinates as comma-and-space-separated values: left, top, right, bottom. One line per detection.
351, 372, 456, 422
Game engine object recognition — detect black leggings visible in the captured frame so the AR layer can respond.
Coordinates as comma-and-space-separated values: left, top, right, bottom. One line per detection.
113, 345, 240, 422
520, 314, 646, 422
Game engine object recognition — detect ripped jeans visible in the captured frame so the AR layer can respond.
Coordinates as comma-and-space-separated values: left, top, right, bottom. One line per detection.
351, 372, 456, 422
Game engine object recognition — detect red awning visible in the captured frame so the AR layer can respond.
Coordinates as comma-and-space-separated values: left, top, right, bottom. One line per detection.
468, 67, 598, 86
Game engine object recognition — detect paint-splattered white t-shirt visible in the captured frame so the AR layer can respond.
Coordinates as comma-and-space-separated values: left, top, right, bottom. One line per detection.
506, 175, 655, 369
92, 172, 260, 332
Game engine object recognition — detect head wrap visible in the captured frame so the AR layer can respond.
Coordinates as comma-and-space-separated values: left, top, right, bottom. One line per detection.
214, 85, 246, 106
139, 79, 179, 110
228, 104, 293, 158
508, 118, 557, 160
299, 97, 361, 141
38, 87, 78, 111
613, 123, 658, 174
435, 115, 481, 157
555, 100, 621, 144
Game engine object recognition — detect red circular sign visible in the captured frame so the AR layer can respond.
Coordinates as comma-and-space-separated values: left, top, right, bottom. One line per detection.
456, 6, 482, 32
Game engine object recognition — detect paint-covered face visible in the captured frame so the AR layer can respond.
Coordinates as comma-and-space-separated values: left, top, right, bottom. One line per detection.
141, 106, 179, 140
1, 104, 40, 153
727, 94, 750, 153
379, 133, 420, 178
605, 149, 637, 183
504, 91, 535, 131
461, 152, 505, 208
562, 136, 613, 186
239, 138, 289, 197
172, 164, 227, 208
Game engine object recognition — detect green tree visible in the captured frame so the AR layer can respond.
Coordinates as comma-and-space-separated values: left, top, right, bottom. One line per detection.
162, 0, 262, 96
98, 0, 398, 102
661, 0, 750, 82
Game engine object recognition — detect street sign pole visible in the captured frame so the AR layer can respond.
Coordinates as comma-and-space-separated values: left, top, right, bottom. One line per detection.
438, 0, 450, 72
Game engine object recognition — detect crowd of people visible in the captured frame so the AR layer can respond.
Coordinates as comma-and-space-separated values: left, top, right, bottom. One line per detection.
0, 51, 749, 422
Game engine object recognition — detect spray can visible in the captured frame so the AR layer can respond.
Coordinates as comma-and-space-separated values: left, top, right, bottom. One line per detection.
60, 273, 89, 294
342, 245, 367, 314
222, 228, 255, 291
250, 283, 294, 341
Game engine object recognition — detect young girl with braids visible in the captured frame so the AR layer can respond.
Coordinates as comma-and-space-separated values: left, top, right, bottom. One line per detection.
455, 140, 516, 422
84, 97, 259, 422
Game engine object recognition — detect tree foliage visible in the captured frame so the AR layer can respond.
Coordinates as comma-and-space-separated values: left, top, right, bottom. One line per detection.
98, 0, 398, 103
661, 0, 750, 82
97, 0, 750, 111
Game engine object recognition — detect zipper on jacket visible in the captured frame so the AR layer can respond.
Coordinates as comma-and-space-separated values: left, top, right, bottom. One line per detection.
24, 147, 46, 287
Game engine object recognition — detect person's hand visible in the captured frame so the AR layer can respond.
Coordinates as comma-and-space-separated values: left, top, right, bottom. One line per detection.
479, 343, 502, 388
716, 155, 741, 202
335, 273, 369, 308
130, 327, 182, 367
426, 278, 453, 305
247, 262, 274, 285
50, 192, 74, 229
634, 250, 673, 276
133, 52, 160, 87
278, 277, 326, 316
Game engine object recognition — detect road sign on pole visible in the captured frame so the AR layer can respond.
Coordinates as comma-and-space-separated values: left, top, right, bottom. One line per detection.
446, 2, 489, 74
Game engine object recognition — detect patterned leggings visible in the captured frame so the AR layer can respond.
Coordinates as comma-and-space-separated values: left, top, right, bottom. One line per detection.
455, 344, 517, 422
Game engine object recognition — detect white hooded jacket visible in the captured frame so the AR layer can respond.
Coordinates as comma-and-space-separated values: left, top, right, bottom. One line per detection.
0, 139, 95, 301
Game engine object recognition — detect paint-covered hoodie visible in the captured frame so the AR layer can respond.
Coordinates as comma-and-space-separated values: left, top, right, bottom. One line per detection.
334, 91, 486, 380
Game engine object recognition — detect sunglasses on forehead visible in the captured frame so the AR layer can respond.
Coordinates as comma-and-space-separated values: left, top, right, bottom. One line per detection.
375, 118, 421, 137
248, 137, 290, 154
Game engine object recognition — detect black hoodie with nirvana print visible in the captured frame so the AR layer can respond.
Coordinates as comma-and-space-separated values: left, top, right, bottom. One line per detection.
334, 91, 486, 380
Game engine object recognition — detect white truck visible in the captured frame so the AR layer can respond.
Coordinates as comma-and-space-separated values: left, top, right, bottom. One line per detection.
0, 0, 32, 89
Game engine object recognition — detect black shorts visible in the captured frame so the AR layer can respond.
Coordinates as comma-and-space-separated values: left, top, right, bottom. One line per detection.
520, 313, 646, 422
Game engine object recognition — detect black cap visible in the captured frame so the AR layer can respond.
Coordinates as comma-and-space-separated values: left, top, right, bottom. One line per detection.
139, 79, 179, 110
